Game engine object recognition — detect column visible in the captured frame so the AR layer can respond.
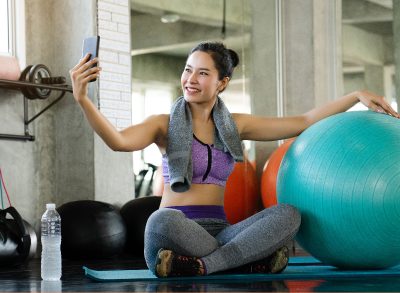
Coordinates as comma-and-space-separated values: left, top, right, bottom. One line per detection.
249, 0, 342, 177
393, 0, 400, 108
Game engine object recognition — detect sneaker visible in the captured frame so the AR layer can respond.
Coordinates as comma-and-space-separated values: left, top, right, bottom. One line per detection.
155, 249, 205, 277
228, 246, 289, 274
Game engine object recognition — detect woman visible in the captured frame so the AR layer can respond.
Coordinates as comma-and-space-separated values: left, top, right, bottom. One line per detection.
70, 42, 399, 277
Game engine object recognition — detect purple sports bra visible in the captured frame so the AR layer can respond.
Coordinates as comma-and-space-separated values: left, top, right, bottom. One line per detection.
162, 135, 235, 187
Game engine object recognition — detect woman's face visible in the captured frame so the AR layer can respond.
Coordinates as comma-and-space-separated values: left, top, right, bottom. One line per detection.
181, 51, 228, 104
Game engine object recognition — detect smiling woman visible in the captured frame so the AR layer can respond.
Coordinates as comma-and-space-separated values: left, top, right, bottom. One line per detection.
70, 35, 398, 277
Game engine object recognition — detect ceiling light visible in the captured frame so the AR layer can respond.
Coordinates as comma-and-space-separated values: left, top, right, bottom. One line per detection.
160, 13, 180, 24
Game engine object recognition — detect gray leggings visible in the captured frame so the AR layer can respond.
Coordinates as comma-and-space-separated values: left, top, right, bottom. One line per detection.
144, 203, 301, 274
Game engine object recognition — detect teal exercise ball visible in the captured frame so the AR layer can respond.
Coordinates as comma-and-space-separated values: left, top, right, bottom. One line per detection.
277, 111, 400, 269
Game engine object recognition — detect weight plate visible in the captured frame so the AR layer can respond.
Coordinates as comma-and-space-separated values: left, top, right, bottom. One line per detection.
19, 65, 34, 99
28, 64, 52, 99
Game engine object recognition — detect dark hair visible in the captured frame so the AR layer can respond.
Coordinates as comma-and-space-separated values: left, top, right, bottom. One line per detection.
190, 42, 239, 80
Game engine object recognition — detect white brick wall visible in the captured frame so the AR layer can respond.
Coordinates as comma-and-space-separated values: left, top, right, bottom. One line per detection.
98, 0, 131, 129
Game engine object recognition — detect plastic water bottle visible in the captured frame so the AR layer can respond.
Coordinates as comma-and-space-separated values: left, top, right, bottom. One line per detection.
41, 203, 62, 281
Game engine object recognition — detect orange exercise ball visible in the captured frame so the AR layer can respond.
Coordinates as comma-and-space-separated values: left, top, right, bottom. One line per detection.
261, 138, 295, 207
224, 159, 262, 224
285, 280, 323, 292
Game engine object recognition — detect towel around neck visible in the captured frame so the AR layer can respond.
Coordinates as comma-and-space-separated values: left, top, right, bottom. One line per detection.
166, 96, 243, 192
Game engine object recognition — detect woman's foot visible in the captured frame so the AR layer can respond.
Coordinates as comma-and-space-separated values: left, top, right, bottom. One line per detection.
261, 246, 289, 274
155, 249, 206, 277
228, 246, 289, 274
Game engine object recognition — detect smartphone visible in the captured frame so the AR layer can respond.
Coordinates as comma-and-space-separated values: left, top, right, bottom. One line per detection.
81, 36, 100, 82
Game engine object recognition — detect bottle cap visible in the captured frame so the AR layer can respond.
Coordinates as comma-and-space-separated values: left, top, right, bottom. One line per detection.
46, 203, 56, 209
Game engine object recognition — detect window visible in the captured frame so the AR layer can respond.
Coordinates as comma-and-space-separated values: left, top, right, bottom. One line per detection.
132, 84, 173, 175
0, 0, 24, 61
0, 0, 14, 56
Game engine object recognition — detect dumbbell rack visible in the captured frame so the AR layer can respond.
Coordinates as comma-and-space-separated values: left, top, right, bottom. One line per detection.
0, 79, 72, 141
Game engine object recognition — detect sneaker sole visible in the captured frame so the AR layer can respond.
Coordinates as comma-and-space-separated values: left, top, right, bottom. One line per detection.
156, 249, 173, 277
269, 246, 289, 274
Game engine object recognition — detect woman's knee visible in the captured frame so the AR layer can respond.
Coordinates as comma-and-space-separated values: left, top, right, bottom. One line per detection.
145, 208, 185, 234
144, 209, 185, 272
260, 203, 301, 229
276, 203, 301, 231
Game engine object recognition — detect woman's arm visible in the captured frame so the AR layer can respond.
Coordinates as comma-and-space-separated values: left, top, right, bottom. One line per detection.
235, 90, 399, 141
69, 55, 166, 152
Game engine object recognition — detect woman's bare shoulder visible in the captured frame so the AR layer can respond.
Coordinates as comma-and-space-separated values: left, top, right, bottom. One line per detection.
146, 113, 169, 125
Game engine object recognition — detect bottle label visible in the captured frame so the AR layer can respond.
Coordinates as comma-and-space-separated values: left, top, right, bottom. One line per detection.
41, 219, 61, 236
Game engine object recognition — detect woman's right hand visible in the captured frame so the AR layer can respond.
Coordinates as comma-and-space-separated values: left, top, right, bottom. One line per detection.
356, 90, 399, 118
69, 54, 101, 104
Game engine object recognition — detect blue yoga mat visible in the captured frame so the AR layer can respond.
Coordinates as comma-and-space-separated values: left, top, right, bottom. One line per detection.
83, 257, 400, 282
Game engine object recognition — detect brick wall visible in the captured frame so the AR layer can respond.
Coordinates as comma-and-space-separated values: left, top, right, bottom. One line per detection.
97, 0, 131, 129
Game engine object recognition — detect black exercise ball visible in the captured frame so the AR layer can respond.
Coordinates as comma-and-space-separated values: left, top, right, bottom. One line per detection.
120, 196, 161, 256
57, 200, 127, 259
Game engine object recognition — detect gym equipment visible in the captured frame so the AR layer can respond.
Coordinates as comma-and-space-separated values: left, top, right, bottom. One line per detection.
277, 111, 400, 269
19, 64, 65, 100
57, 200, 127, 259
0, 167, 37, 266
120, 196, 161, 256
22, 220, 37, 260
0, 64, 72, 141
0, 207, 33, 267
134, 163, 158, 197
224, 159, 261, 224
1, 64, 69, 100
261, 139, 294, 207
83, 256, 400, 282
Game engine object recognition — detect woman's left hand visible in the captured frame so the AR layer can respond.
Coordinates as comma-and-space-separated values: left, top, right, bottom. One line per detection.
356, 90, 400, 118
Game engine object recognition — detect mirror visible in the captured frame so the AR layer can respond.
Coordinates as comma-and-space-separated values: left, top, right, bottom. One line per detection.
342, 0, 397, 111
130, 0, 252, 196
130, 0, 399, 197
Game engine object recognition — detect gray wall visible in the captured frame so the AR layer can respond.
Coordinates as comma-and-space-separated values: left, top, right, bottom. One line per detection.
132, 54, 183, 84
